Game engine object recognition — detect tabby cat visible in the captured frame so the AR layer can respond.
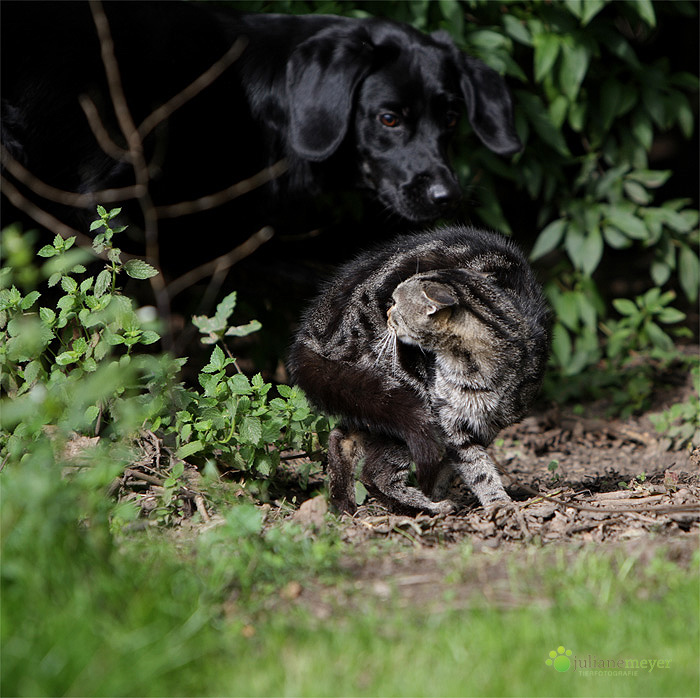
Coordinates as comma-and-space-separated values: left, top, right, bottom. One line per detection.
288, 225, 550, 514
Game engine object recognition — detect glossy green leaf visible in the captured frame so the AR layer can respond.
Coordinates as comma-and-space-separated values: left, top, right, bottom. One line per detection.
678, 244, 700, 303
606, 210, 649, 240
559, 38, 590, 101
533, 33, 561, 83
626, 0, 656, 27
530, 219, 567, 260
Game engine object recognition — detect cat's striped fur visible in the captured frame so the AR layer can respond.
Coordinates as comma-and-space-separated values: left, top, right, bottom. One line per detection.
289, 225, 550, 514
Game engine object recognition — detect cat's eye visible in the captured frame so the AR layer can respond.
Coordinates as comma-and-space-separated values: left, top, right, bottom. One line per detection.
446, 111, 459, 129
379, 113, 400, 128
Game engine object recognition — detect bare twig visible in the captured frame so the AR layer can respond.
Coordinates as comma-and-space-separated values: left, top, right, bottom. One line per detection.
1, 144, 144, 206
2, 175, 88, 241
78, 94, 129, 162
138, 37, 248, 139
89, 0, 142, 166
1, 175, 147, 264
166, 225, 274, 298
89, 0, 168, 338
154, 159, 288, 219
123, 468, 165, 488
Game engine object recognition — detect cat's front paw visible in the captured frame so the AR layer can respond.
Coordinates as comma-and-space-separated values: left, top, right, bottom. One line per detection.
483, 497, 531, 538
483, 495, 514, 518
426, 499, 456, 516
329, 494, 358, 517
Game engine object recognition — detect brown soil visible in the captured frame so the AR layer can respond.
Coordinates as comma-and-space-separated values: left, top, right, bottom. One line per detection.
297, 403, 699, 550
110, 366, 700, 609
283, 391, 699, 613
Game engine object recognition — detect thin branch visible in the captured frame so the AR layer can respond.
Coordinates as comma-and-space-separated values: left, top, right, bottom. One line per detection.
1, 144, 144, 207
123, 468, 165, 488
138, 37, 248, 139
78, 94, 129, 162
89, 0, 168, 340
1, 175, 150, 264
2, 175, 96, 248
154, 159, 288, 219
166, 226, 274, 298
89, 0, 142, 164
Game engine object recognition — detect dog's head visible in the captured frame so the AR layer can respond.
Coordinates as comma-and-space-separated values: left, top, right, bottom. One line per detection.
286, 19, 521, 223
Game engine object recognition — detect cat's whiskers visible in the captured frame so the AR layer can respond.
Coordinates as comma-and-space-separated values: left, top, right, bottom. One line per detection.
389, 331, 399, 373
374, 328, 399, 373
374, 330, 393, 362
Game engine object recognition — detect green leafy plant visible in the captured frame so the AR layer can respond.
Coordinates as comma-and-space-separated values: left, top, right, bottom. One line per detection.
0, 212, 164, 465
170, 292, 333, 492
618, 472, 648, 490
605, 288, 689, 358
235, 0, 699, 413
1, 214, 332, 512
1, 209, 159, 389
193, 290, 262, 345
547, 459, 561, 485
649, 363, 700, 451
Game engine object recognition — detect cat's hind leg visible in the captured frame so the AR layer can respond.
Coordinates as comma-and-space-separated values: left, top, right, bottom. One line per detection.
327, 426, 362, 515
428, 462, 456, 502
449, 444, 510, 507
361, 436, 454, 515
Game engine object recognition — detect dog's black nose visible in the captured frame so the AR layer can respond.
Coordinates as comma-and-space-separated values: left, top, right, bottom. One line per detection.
428, 182, 458, 208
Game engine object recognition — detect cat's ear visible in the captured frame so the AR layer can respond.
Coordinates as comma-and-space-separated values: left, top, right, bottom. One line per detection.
423, 283, 457, 315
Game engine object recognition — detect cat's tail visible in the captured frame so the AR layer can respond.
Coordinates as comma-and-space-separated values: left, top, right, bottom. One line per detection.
288, 342, 445, 484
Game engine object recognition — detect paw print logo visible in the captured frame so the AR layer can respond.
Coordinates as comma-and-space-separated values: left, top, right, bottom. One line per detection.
545, 646, 572, 672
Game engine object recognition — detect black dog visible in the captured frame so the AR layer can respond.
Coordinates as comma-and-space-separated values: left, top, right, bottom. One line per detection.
1, 1, 520, 265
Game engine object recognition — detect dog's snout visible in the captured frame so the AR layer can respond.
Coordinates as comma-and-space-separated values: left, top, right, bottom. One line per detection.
428, 182, 452, 205
428, 181, 460, 209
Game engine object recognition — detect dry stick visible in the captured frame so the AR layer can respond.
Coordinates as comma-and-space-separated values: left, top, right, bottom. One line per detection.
1, 145, 144, 207
1, 176, 92, 242
77, 94, 129, 162
494, 456, 700, 516
154, 159, 288, 219
123, 468, 165, 488
89, 1, 161, 264
89, 0, 176, 349
1, 175, 150, 267
138, 37, 248, 140
166, 225, 274, 298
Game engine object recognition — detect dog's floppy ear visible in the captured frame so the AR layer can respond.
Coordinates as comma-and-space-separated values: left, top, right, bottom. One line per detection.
287, 26, 374, 161
459, 55, 522, 155
432, 31, 521, 156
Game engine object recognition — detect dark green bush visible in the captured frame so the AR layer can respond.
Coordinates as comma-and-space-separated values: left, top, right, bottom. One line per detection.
237, 0, 699, 411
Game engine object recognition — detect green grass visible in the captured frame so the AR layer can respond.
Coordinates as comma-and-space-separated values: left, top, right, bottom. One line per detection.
2, 459, 698, 697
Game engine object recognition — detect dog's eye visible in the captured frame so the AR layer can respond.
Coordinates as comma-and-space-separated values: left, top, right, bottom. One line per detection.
379, 113, 400, 128
446, 112, 459, 129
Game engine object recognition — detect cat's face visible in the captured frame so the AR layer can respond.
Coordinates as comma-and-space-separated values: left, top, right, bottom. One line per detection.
387, 269, 504, 357
388, 274, 458, 349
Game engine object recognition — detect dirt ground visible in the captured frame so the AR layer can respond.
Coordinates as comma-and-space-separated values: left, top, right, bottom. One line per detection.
283, 379, 699, 612
114, 361, 699, 610
291, 398, 699, 550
